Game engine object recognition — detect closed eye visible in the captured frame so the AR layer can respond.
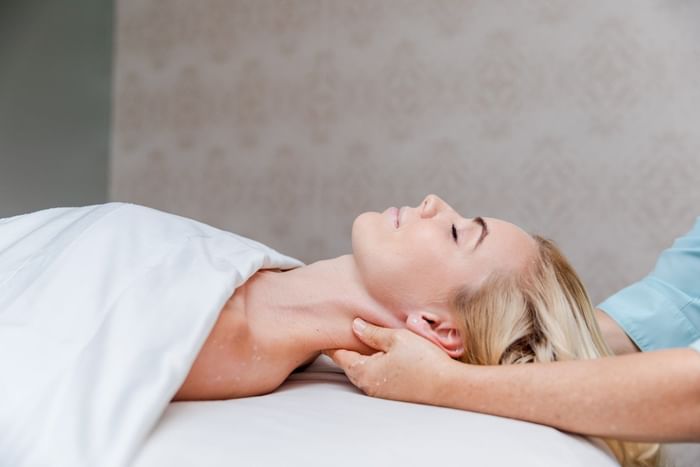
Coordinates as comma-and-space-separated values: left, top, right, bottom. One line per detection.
451, 224, 458, 243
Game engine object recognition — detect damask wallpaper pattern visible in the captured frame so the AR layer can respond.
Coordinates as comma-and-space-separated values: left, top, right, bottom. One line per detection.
111, 0, 700, 304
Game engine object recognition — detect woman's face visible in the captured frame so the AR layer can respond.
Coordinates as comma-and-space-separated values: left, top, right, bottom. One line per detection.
352, 194, 537, 314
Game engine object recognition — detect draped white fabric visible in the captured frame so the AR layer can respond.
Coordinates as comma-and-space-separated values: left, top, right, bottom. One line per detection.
0, 203, 302, 467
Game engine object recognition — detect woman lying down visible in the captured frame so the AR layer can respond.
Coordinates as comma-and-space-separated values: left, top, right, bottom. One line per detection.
0, 194, 657, 467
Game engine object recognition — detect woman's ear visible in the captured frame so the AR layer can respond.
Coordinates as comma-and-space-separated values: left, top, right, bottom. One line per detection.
404, 311, 464, 359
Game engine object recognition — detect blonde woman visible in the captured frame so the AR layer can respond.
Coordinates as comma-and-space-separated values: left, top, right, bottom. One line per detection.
3, 194, 684, 466
176, 193, 667, 465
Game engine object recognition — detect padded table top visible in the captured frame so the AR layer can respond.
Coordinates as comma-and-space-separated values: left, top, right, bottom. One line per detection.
133, 356, 617, 467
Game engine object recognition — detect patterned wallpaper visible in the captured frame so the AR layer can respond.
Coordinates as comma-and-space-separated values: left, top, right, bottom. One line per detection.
111, 0, 700, 304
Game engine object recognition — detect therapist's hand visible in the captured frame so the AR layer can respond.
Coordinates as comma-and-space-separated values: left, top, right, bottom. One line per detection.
325, 318, 456, 404
327, 322, 700, 443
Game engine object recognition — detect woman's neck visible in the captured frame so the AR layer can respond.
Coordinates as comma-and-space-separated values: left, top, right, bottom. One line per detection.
240, 254, 405, 365
173, 254, 408, 400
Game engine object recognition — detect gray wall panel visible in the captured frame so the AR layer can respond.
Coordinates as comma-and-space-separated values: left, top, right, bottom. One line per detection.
0, 0, 113, 217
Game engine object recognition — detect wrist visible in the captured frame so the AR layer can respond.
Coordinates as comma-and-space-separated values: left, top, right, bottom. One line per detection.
432, 358, 468, 406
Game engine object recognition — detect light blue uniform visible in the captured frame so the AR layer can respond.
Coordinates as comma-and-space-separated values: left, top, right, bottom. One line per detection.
598, 218, 700, 353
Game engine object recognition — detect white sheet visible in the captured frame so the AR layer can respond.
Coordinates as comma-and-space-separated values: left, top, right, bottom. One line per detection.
0, 203, 303, 467
133, 355, 618, 467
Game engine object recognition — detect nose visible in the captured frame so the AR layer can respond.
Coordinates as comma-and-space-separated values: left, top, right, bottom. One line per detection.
419, 194, 450, 218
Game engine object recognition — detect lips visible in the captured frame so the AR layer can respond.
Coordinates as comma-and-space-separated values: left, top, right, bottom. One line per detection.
386, 207, 400, 229
387, 206, 401, 229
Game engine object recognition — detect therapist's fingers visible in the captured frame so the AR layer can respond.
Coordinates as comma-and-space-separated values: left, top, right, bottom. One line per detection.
323, 349, 375, 390
351, 318, 395, 352
324, 349, 366, 371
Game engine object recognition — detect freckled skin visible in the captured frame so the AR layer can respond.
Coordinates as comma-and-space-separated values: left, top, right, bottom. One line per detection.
174, 281, 317, 400
174, 194, 537, 401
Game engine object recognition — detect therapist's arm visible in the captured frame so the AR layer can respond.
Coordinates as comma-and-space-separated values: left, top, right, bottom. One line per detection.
595, 308, 640, 355
327, 319, 700, 443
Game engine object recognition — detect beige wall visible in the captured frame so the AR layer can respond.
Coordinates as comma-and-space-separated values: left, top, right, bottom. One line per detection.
111, 0, 700, 304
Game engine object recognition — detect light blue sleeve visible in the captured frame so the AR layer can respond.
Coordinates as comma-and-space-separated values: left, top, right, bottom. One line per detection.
598, 218, 700, 352
692, 338, 700, 353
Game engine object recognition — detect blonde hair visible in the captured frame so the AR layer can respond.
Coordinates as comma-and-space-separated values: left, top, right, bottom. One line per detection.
451, 235, 660, 467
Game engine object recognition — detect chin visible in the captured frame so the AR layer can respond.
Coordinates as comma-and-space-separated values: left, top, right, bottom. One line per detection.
350, 211, 387, 284
350, 211, 376, 253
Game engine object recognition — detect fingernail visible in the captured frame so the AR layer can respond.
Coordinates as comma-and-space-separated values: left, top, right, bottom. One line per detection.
353, 318, 366, 332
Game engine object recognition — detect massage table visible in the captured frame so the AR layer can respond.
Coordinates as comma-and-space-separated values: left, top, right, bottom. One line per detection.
133, 355, 618, 467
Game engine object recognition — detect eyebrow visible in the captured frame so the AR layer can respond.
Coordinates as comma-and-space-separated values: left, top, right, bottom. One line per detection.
473, 217, 489, 250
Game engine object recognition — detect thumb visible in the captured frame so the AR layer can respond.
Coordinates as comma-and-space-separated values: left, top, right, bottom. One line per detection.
352, 318, 394, 352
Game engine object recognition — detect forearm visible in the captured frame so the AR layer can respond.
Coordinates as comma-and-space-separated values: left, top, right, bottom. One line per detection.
439, 349, 700, 442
